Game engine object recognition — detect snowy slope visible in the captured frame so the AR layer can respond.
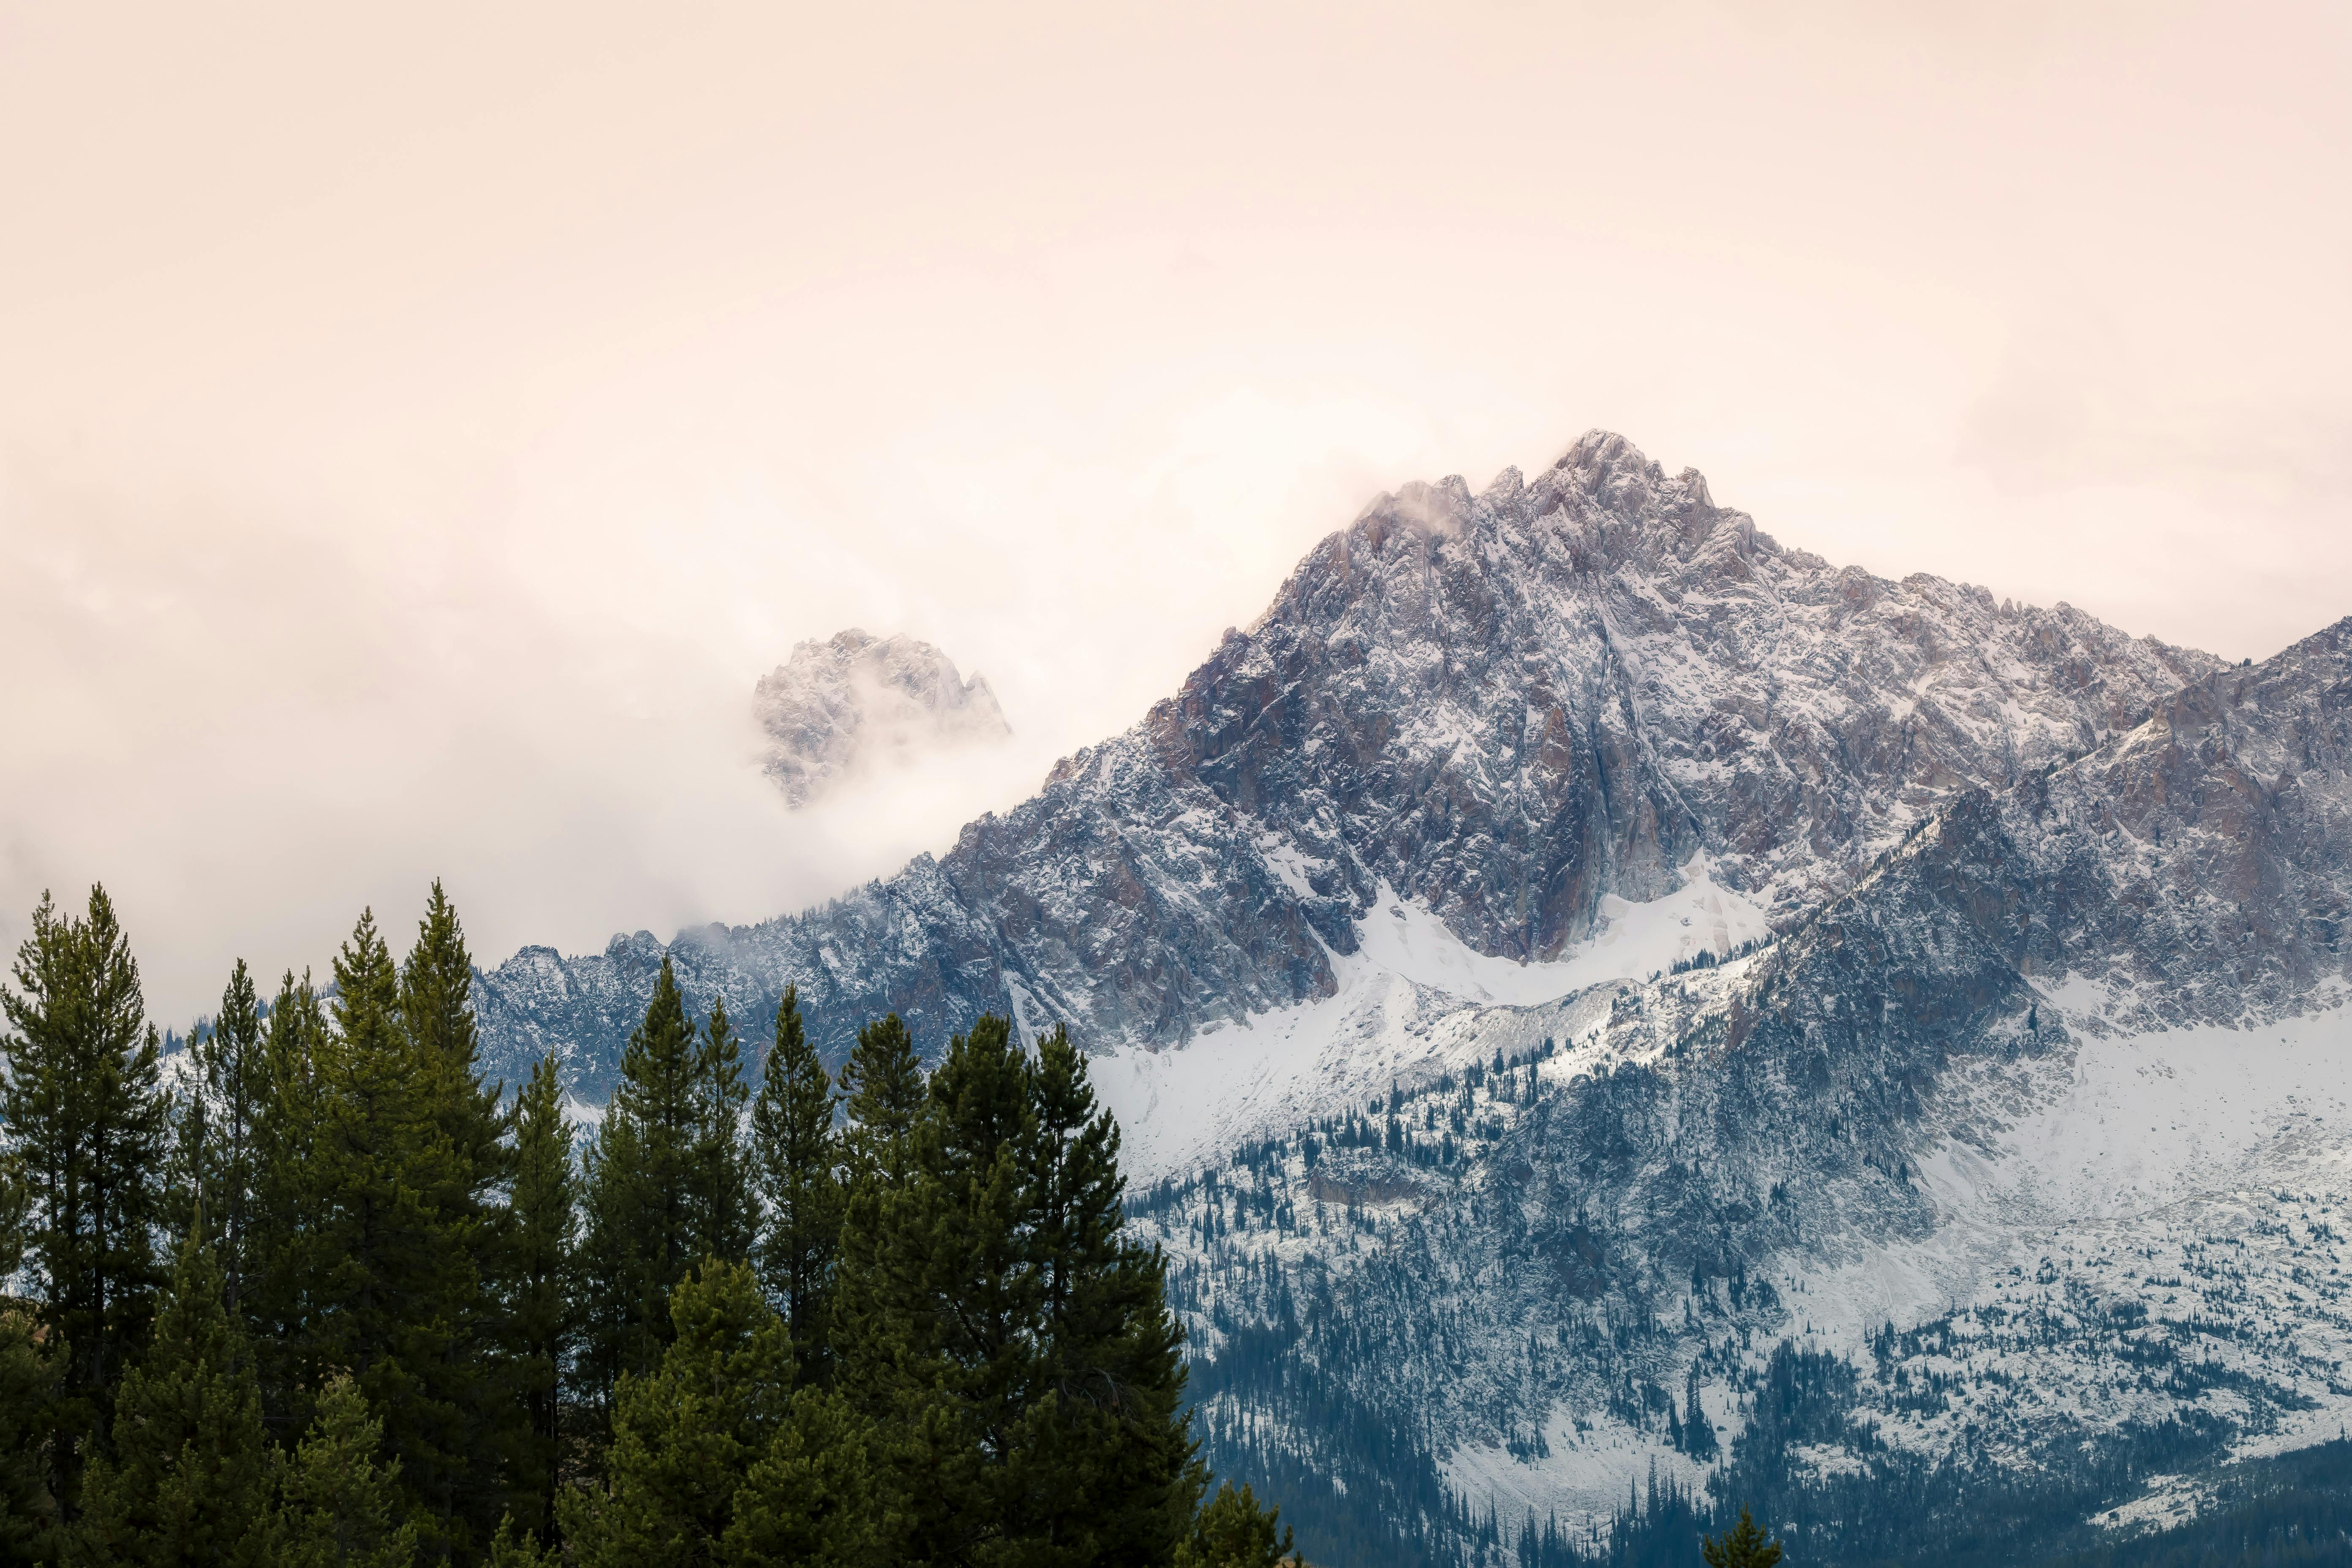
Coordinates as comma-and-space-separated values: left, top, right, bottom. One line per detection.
1094, 861, 1773, 1179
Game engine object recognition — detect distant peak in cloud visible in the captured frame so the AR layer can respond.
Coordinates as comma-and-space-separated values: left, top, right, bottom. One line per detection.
752, 629, 1011, 809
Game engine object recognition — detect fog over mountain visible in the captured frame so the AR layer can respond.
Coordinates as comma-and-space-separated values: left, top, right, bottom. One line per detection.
753, 630, 1012, 809
11, 5, 2347, 1031
476, 431, 2221, 1105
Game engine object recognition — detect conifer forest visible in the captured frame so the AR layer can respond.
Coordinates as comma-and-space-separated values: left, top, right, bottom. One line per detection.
0, 882, 1299, 1567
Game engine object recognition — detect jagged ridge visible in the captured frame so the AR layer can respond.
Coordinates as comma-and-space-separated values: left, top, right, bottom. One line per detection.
476, 431, 2216, 1098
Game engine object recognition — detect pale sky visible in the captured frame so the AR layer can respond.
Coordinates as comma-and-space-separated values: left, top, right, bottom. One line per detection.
3, 1, 2346, 1022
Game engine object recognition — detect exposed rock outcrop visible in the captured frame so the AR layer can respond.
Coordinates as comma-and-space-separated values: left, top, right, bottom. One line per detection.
752, 629, 1009, 808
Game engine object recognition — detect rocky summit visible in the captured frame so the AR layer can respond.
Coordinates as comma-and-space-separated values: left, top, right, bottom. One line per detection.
750, 627, 1010, 808
478, 432, 2215, 1094
473, 432, 2352, 1565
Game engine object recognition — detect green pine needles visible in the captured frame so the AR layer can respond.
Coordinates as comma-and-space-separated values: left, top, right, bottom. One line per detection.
827, 1015, 1199, 1564
1701, 1506, 1784, 1568
0, 882, 1300, 1567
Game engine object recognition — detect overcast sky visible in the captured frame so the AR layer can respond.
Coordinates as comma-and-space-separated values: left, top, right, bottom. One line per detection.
3, 1, 2347, 1022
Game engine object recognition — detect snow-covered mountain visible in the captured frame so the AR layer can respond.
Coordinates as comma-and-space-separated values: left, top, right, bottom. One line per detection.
751, 628, 1010, 808
472, 431, 2351, 1563
476, 432, 2212, 1106
1135, 614, 2352, 1562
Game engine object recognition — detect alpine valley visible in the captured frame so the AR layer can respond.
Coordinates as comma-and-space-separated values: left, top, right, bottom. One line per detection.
474, 432, 2352, 1566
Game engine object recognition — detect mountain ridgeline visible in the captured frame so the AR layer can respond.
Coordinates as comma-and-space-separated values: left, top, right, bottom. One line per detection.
469, 430, 2352, 1565
474, 432, 2218, 1093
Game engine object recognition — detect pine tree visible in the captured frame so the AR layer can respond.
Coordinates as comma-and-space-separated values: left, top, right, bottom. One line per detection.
191, 962, 266, 1316
312, 910, 472, 1549
1700, 1507, 1782, 1568
504, 1056, 575, 1546
835, 1015, 923, 1189
691, 996, 754, 1268
77, 1222, 274, 1567
0, 885, 171, 1518
1020, 1023, 1197, 1558
0, 1153, 62, 1564
578, 957, 703, 1412
273, 1373, 420, 1568
312, 907, 425, 1388
281, 901, 517, 1560
835, 1016, 1194, 1565
482, 1515, 554, 1568
557, 1260, 790, 1568
1176, 1482, 1296, 1568
748, 986, 841, 1386
246, 970, 334, 1432
1683, 1370, 1718, 1462
721, 1388, 890, 1568
395, 883, 515, 1556
831, 1015, 1021, 1566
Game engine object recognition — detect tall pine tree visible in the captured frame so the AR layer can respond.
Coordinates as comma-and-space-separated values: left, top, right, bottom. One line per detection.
0, 885, 171, 1521
824, 1010, 926, 1531
504, 1056, 575, 1546
690, 997, 754, 1269
246, 970, 333, 1435
305, 904, 503, 1559
316, 912, 455, 1529
395, 884, 515, 1557
834, 1016, 1195, 1565
1021, 1023, 1198, 1559
77, 1222, 274, 1567
557, 1258, 791, 1568
578, 956, 703, 1413
749, 985, 841, 1386
190, 962, 266, 1317
0, 1152, 62, 1564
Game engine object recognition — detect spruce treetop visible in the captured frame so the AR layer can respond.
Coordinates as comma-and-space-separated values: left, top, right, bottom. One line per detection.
838, 1013, 924, 1187
1702, 1506, 1783, 1568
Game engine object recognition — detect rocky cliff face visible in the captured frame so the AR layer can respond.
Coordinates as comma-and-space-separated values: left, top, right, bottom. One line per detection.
751, 628, 1009, 808
476, 432, 2215, 1095
1134, 616, 2352, 1563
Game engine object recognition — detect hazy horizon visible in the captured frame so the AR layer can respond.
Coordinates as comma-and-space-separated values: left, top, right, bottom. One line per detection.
4, 1, 2346, 1021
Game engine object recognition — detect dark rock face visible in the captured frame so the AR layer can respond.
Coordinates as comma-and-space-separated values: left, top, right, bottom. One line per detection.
1467, 613, 2352, 1364
1992, 616, 2352, 1025
474, 432, 2219, 1092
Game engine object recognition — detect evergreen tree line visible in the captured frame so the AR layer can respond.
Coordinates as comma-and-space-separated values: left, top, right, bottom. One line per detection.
0, 883, 1299, 1567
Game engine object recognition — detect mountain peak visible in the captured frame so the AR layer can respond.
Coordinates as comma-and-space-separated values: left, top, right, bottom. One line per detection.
482, 430, 2230, 1092
751, 629, 1010, 809
1550, 426, 1659, 478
